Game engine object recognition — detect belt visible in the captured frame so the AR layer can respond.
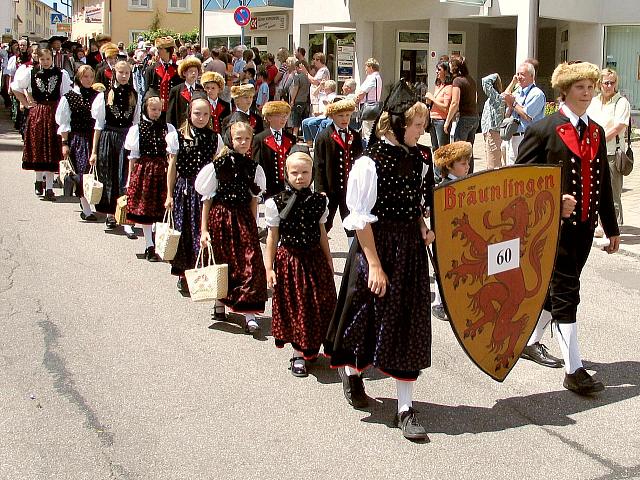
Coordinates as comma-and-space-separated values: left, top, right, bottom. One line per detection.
512, 132, 523, 136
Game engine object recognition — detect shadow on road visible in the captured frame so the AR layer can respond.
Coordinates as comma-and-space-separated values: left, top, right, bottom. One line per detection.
358, 360, 640, 435
619, 225, 640, 245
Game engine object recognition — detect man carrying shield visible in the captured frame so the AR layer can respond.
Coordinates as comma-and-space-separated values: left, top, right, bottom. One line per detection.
516, 61, 620, 395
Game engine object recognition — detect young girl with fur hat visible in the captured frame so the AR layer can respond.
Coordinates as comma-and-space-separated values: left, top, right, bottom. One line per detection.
264, 151, 336, 376
165, 95, 224, 295
196, 121, 267, 332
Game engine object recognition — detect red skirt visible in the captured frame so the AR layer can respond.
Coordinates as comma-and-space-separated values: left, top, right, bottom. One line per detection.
127, 154, 168, 224
22, 102, 61, 172
209, 202, 267, 313
272, 244, 337, 358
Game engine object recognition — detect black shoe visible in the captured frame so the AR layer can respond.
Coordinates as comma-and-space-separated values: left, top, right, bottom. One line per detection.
394, 408, 429, 441
210, 305, 227, 322
144, 246, 159, 262
105, 217, 117, 229
521, 342, 564, 368
34, 181, 44, 196
289, 357, 308, 378
177, 276, 190, 296
563, 367, 605, 395
80, 212, 98, 222
41, 189, 57, 202
432, 305, 448, 321
338, 367, 368, 408
125, 229, 138, 240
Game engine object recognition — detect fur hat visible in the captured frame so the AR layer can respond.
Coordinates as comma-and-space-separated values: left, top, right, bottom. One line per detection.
91, 82, 106, 93
231, 83, 255, 99
177, 57, 202, 78
95, 34, 111, 43
100, 42, 119, 59
433, 141, 473, 169
155, 36, 176, 49
551, 61, 600, 93
326, 97, 356, 116
262, 100, 291, 117
201, 71, 224, 90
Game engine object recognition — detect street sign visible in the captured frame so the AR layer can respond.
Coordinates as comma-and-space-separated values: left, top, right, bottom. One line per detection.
50, 13, 64, 24
233, 6, 251, 27
57, 23, 71, 33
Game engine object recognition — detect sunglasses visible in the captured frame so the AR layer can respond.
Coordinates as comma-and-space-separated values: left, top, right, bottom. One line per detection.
602, 81, 616, 86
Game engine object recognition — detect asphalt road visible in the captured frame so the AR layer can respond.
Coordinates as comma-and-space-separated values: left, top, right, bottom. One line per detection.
1, 113, 639, 480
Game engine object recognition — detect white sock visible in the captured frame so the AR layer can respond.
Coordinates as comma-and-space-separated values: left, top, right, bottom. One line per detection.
293, 350, 305, 367
344, 365, 359, 376
214, 300, 225, 313
141, 224, 154, 248
35, 171, 45, 182
396, 379, 414, 413
527, 310, 553, 346
553, 322, 583, 374
44, 172, 54, 190
433, 278, 442, 306
123, 224, 134, 235
80, 197, 93, 215
348, 236, 354, 248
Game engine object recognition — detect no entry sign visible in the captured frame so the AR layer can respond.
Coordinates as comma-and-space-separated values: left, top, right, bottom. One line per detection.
234, 6, 251, 27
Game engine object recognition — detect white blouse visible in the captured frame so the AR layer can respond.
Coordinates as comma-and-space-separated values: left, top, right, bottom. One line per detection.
194, 159, 266, 201
343, 140, 430, 231
90, 87, 141, 130
124, 122, 176, 159
165, 130, 224, 157
10, 65, 71, 97
264, 196, 330, 227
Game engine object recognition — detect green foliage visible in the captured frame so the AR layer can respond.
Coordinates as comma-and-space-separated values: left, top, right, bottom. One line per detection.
137, 27, 200, 45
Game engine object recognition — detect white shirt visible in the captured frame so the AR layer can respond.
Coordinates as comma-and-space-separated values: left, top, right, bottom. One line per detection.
10, 65, 72, 96
310, 66, 330, 105
194, 157, 266, 200
587, 93, 631, 154
264, 196, 330, 227
90, 86, 141, 130
124, 121, 177, 159
357, 71, 383, 104
270, 128, 282, 145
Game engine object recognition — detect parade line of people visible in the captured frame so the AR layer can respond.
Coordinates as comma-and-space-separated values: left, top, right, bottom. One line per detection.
8, 35, 621, 442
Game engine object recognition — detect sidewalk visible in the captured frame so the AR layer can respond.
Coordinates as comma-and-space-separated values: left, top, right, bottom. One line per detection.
422, 132, 640, 259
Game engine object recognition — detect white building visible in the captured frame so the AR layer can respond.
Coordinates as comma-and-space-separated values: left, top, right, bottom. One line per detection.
1, 0, 18, 41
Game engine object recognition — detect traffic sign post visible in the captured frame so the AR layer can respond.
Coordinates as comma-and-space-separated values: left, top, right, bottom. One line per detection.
233, 5, 251, 47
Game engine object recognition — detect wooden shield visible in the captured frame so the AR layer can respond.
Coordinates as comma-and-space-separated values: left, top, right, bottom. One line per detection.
433, 165, 562, 381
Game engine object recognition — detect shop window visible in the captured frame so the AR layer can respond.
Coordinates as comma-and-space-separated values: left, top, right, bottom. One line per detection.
308, 31, 356, 85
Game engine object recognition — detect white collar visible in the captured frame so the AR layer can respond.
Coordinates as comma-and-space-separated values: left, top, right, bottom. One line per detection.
561, 105, 589, 128
209, 97, 218, 105
185, 82, 196, 89
270, 127, 282, 136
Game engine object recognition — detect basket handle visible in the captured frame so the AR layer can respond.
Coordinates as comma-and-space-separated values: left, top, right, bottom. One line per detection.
163, 209, 175, 229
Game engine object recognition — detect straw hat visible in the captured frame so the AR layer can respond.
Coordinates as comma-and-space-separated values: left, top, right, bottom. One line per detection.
177, 57, 202, 78
262, 100, 291, 117
201, 71, 224, 90
230, 84, 255, 99
326, 97, 356, 116
433, 141, 473, 169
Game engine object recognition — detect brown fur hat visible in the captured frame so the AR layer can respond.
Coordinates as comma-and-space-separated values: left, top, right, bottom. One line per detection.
200, 71, 225, 90
177, 57, 202, 78
231, 83, 255, 99
95, 34, 111, 43
262, 100, 291, 117
155, 36, 176, 49
551, 61, 600, 93
433, 141, 473, 169
100, 42, 119, 59
326, 97, 356, 117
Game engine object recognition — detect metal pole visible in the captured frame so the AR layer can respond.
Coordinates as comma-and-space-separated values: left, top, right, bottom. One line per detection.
528, 0, 539, 59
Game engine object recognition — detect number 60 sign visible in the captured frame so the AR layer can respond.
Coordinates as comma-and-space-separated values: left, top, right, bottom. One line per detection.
487, 238, 520, 276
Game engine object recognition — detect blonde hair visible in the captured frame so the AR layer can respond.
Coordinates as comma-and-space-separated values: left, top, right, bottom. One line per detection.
74, 64, 95, 86
376, 102, 429, 138
323, 80, 337, 93
599, 68, 619, 91
179, 97, 212, 140
106, 61, 136, 108
286, 151, 313, 170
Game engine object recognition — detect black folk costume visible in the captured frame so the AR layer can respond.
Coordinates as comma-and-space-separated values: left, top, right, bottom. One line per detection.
195, 151, 268, 313
167, 82, 204, 129
144, 60, 181, 114
55, 85, 100, 197
208, 97, 231, 135
166, 127, 223, 276
313, 123, 364, 236
324, 138, 434, 380
222, 109, 264, 146
252, 128, 297, 198
124, 118, 174, 224
91, 83, 139, 214
265, 188, 336, 358
11, 65, 71, 173
94, 61, 115, 91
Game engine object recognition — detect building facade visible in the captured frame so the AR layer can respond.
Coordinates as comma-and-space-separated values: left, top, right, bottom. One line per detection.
15, 0, 69, 42
71, 0, 201, 47
0, 0, 18, 42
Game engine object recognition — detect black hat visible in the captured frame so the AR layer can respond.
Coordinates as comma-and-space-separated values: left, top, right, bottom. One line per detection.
367, 79, 419, 148
48, 35, 68, 44
62, 40, 81, 51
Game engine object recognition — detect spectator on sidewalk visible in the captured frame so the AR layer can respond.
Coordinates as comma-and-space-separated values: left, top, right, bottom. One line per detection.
425, 60, 453, 153
300, 52, 330, 115
480, 73, 506, 169
355, 58, 383, 145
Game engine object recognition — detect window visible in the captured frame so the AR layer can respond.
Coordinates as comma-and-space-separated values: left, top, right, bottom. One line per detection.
129, 0, 151, 10
168, 0, 190, 11
253, 37, 268, 46
130, 30, 146, 44
206, 36, 251, 50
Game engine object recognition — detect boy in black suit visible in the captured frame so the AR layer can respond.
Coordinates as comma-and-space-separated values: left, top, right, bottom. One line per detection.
167, 57, 203, 128
201, 71, 231, 135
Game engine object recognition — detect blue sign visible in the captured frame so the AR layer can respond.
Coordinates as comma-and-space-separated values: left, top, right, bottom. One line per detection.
50, 13, 64, 24
234, 6, 251, 26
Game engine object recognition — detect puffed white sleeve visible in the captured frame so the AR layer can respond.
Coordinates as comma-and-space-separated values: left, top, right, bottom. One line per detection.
254, 164, 266, 197
10, 65, 31, 92
124, 125, 140, 159
194, 162, 218, 200
6, 56, 16, 78
55, 96, 71, 134
342, 156, 378, 230
60, 70, 72, 96
319, 196, 330, 224
91, 93, 106, 130
264, 197, 280, 227
166, 130, 179, 154
215, 134, 224, 156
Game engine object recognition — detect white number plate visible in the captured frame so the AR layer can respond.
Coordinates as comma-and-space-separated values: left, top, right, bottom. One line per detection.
487, 238, 520, 276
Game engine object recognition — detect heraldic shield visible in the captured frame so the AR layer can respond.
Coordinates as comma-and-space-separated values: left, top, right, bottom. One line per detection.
433, 165, 562, 381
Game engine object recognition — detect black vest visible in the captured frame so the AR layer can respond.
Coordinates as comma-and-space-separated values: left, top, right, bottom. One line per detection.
31, 67, 63, 103
212, 152, 258, 206
273, 191, 326, 248
66, 88, 98, 133
176, 128, 218, 178
138, 118, 168, 157
104, 85, 137, 129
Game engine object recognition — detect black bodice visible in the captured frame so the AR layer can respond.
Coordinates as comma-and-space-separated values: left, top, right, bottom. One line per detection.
139, 118, 168, 157
367, 142, 426, 222
212, 152, 259, 206
273, 191, 326, 248
31, 67, 63, 103
104, 85, 137, 129
176, 128, 218, 178
66, 88, 98, 133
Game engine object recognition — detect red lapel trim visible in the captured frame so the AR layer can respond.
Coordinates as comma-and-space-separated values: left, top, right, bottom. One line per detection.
180, 85, 191, 103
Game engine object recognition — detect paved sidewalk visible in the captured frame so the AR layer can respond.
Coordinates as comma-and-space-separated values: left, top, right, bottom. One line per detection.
423, 133, 640, 259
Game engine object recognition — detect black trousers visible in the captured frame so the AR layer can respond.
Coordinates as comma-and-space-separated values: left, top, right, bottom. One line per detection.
544, 221, 594, 324
326, 193, 354, 238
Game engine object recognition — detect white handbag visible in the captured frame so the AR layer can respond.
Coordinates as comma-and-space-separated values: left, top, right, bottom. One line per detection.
59, 156, 75, 186
185, 243, 228, 303
83, 165, 103, 205
154, 209, 181, 261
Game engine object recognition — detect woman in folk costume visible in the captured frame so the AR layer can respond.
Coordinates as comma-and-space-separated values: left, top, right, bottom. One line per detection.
264, 152, 336, 377
166, 94, 224, 295
167, 56, 203, 129
55, 65, 103, 219
201, 71, 231, 135
11, 47, 72, 201
197, 121, 267, 333
90, 60, 140, 231
324, 81, 435, 441
124, 94, 176, 261
94, 43, 119, 92
144, 37, 181, 120
516, 62, 620, 395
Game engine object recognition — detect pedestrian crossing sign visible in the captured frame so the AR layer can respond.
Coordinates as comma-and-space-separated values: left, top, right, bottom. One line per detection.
51, 13, 64, 24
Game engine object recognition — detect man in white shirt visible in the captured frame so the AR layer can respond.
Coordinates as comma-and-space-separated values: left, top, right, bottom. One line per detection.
355, 58, 383, 144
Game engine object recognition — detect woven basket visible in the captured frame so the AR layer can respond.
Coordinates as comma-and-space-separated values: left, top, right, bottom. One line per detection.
185, 243, 228, 302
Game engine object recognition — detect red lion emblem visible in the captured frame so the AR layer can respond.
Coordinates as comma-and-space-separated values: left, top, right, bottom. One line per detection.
445, 190, 556, 371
